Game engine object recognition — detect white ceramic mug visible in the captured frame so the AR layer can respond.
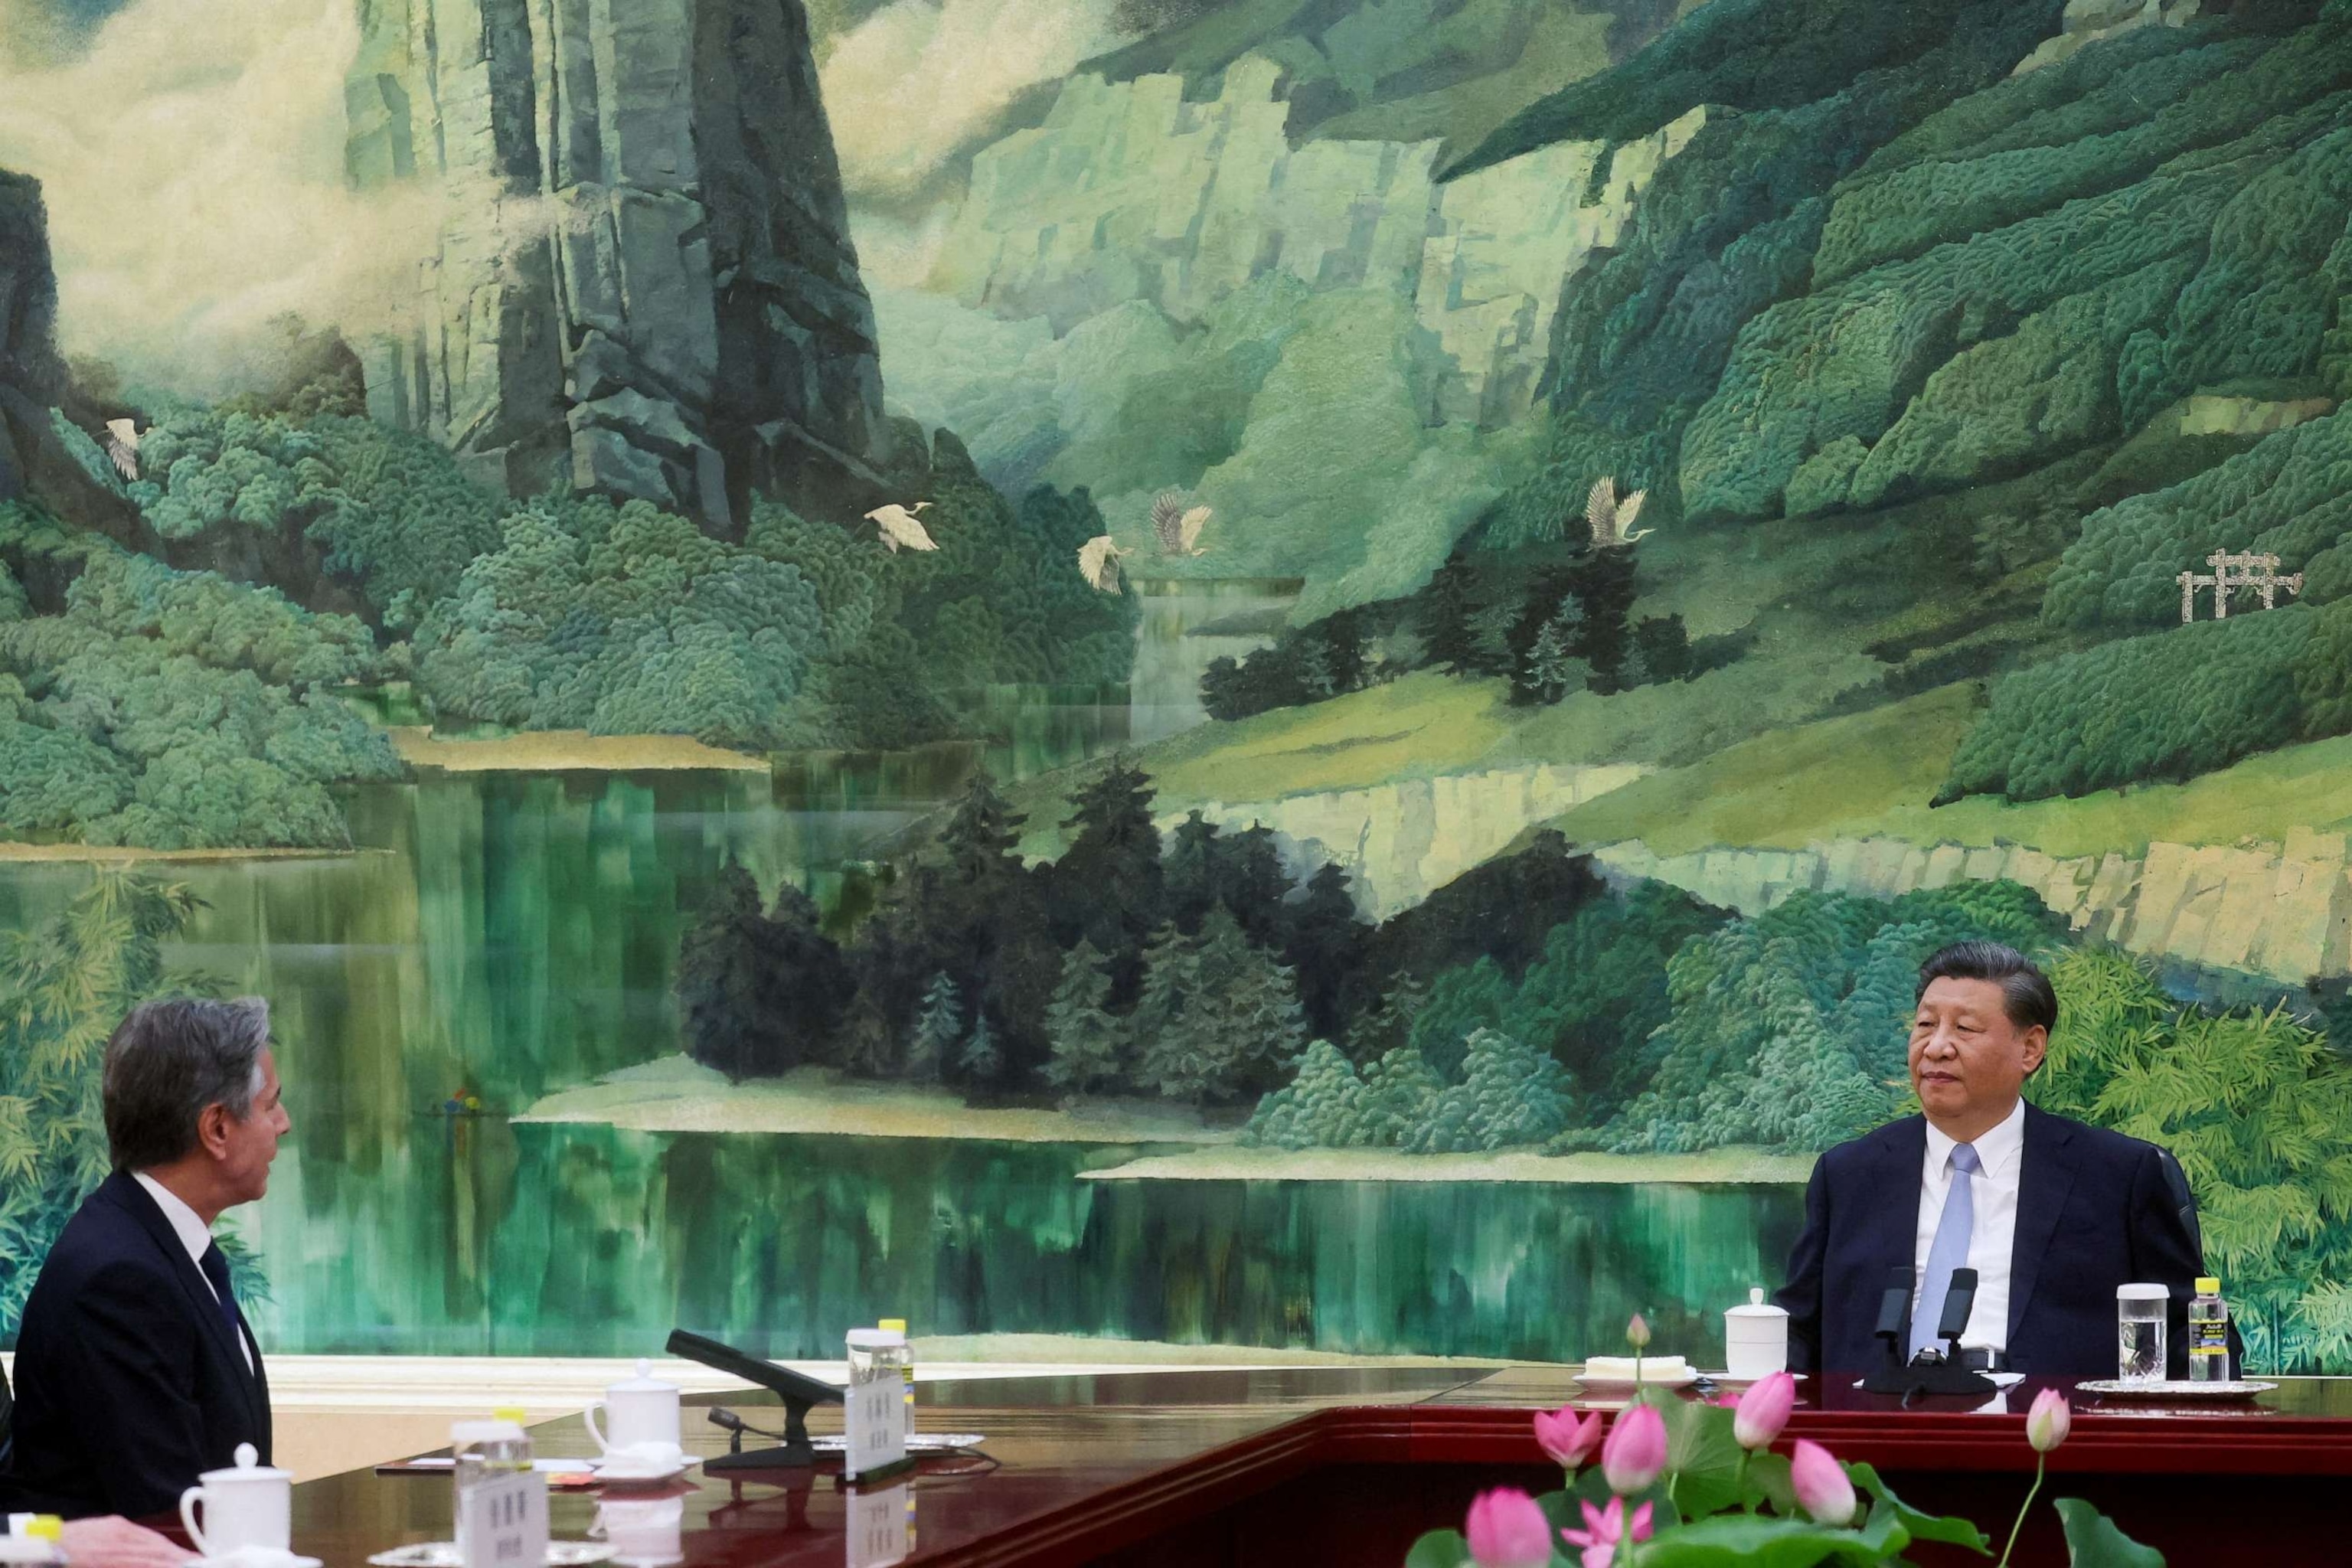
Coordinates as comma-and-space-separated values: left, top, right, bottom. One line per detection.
584, 1360, 682, 1459
1724, 1286, 1790, 1381
179, 1443, 292, 1557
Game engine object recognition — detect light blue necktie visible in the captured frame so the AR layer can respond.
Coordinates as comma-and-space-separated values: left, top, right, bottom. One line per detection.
1911, 1142, 1981, 1361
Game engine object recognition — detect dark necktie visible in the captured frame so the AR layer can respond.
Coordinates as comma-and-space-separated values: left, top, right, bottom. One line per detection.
198, 1241, 244, 1357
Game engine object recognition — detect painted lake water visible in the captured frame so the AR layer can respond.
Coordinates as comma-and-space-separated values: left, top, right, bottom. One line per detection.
0, 580, 1808, 1361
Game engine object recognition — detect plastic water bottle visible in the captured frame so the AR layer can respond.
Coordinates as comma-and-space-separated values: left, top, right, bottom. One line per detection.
2188, 1276, 2230, 1383
0, 1517, 63, 1566
452, 1409, 533, 1563
454, 1409, 533, 1494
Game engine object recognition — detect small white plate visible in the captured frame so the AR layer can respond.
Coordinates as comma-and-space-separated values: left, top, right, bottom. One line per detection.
1572, 1368, 1702, 1393
2076, 1379, 2276, 1402
368, 1543, 616, 1567
588, 1455, 694, 1485
197, 1553, 322, 1568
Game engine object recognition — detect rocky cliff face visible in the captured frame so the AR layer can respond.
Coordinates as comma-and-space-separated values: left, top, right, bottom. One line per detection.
930, 57, 1702, 430
2013, 0, 2200, 75
0, 169, 65, 504
1597, 831, 2352, 987
345, 0, 890, 529
1161, 761, 1648, 918
0, 171, 128, 531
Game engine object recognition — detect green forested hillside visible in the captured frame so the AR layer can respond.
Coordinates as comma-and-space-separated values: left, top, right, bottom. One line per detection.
1196, 0, 2352, 812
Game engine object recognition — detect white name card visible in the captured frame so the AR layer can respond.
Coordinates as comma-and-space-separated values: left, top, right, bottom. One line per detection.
844, 1373, 909, 1481
844, 1482, 913, 1568
460, 1469, 548, 1568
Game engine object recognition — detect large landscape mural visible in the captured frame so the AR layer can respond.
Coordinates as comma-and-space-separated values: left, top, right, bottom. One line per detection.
6, 0, 2352, 1374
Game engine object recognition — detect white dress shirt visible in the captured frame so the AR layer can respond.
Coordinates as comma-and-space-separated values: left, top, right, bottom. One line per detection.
132, 1170, 255, 1372
1911, 1097, 2026, 1356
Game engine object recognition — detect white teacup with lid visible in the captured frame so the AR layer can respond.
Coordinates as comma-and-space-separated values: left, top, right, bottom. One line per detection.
179, 1443, 294, 1557
585, 1359, 684, 1467
1724, 1286, 1790, 1380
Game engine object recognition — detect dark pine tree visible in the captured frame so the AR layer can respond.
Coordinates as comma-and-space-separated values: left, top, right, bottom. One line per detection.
1138, 909, 1304, 1105
1319, 609, 1367, 696
1043, 939, 1125, 1093
1521, 607, 1588, 704
918, 769, 1060, 1090
1628, 613, 1693, 685
1281, 861, 1370, 1040
1347, 972, 1430, 1063
757, 882, 857, 1067
1047, 758, 1165, 1004
1419, 557, 1481, 675
847, 862, 944, 1071
906, 972, 965, 1081
677, 864, 778, 1081
1566, 547, 1639, 688
1217, 822, 1293, 944
959, 1011, 1004, 1089
1163, 811, 1223, 933
1502, 567, 1574, 699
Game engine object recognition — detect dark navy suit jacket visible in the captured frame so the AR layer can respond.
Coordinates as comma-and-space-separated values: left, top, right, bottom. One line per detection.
2, 1172, 272, 1518
1775, 1102, 2208, 1377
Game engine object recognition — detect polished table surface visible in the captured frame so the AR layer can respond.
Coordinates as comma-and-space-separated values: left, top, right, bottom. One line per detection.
276, 1367, 2352, 1568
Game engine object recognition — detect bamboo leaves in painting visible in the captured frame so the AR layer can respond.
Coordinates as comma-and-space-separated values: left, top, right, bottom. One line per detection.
0, 871, 213, 1334
2031, 946, 2352, 1373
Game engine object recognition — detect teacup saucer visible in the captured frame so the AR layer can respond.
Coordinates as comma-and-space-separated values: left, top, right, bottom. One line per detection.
589, 1451, 692, 1485
195, 1552, 322, 1568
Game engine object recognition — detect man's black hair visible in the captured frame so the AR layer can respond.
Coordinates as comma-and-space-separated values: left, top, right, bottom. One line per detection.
1916, 941, 2057, 1034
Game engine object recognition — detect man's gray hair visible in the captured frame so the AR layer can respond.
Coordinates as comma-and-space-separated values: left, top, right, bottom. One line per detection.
102, 997, 273, 1172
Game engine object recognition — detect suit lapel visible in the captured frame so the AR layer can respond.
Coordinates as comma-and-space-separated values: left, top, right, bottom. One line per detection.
1860, 1117, 1928, 1279
105, 1174, 269, 1432
2007, 1103, 2078, 1346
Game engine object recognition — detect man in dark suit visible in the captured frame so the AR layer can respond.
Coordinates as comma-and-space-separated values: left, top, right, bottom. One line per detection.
1776, 942, 2208, 1377
5, 998, 290, 1519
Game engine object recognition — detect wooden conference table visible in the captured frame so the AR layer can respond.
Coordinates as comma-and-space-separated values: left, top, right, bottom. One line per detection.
281, 1367, 2352, 1568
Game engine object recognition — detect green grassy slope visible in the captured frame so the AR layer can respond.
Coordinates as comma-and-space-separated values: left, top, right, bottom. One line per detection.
1545, 684, 2352, 860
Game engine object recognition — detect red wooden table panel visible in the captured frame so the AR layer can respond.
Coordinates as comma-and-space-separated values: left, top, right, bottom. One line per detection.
268, 1367, 2352, 1568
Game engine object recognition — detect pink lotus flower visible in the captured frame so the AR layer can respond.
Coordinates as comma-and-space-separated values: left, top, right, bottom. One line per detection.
1601, 1402, 1668, 1494
1534, 1405, 1606, 1469
1789, 1438, 1857, 1527
1625, 1313, 1652, 1349
2026, 1387, 2073, 1454
1733, 1370, 1797, 1450
1464, 1488, 1554, 1568
1560, 1494, 1655, 1568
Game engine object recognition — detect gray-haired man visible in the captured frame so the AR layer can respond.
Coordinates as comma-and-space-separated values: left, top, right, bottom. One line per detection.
2, 998, 291, 1519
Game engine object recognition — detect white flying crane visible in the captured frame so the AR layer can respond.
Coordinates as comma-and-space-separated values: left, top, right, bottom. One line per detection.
1586, 476, 1653, 549
864, 501, 939, 553
1077, 534, 1129, 593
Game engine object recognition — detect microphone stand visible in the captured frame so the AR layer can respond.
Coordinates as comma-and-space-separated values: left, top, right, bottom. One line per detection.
1861, 1266, 1996, 1397
666, 1328, 841, 1473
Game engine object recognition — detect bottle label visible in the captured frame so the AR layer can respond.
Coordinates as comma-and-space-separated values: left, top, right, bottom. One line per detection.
846, 1368, 910, 1480
459, 1470, 546, 1568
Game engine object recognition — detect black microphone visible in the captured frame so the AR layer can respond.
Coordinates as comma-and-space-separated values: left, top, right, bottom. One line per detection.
1873, 1264, 1913, 1342
1936, 1266, 1980, 1349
